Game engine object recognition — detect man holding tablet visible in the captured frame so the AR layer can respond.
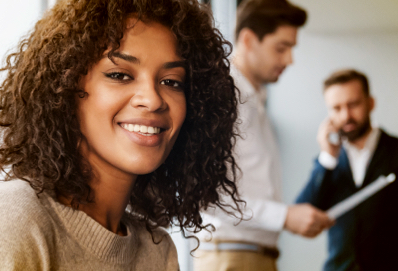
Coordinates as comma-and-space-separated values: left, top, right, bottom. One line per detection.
297, 69, 398, 271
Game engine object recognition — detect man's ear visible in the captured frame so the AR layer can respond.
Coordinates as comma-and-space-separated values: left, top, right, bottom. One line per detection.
237, 28, 259, 51
368, 96, 375, 112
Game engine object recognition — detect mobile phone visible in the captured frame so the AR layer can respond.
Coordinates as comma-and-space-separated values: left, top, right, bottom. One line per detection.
328, 132, 341, 146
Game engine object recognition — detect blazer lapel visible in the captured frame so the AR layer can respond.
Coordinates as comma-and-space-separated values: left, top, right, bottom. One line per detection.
362, 130, 388, 187
340, 147, 358, 191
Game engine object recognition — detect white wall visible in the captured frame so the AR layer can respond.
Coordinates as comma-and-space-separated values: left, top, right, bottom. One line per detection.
211, 0, 237, 43
269, 30, 398, 271
0, 1, 43, 67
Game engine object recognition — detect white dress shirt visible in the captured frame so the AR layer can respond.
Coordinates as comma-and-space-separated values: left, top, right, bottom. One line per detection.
319, 128, 381, 187
197, 65, 287, 248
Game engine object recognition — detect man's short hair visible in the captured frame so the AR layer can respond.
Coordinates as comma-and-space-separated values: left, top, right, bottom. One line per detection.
235, 0, 307, 41
324, 69, 370, 96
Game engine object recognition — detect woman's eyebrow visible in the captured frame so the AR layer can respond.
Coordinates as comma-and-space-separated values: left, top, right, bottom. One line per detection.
106, 52, 185, 70
108, 51, 140, 64
163, 61, 186, 70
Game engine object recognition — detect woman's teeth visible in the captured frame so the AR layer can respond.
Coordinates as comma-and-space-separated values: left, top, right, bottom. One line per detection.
121, 123, 161, 134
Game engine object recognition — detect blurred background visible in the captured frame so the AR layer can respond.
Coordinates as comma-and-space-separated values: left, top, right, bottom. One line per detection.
1, 0, 397, 270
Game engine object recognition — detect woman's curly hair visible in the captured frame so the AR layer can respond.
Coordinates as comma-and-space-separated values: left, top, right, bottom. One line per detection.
0, 0, 242, 238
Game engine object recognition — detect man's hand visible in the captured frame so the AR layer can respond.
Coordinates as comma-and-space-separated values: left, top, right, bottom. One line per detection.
284, 203, 334, 238
317, 118, 341, 158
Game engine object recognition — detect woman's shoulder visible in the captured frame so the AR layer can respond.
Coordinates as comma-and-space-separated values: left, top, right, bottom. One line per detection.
0, 180, 55, 269
0, 179, 53, 231
127, 221, 179, 270
0, 179, 41, 209
130, 221, 176, 251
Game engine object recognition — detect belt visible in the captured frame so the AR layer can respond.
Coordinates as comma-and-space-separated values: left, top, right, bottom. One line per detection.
199, 242, 280, 259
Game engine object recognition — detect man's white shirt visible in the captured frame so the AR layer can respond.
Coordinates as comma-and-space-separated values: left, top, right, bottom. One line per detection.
318, 127, 381, 187
197, 65, 287, 248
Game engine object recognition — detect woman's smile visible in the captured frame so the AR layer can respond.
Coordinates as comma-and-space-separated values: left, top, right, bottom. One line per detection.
117, 118, 168, 147
119, 123, 161, 135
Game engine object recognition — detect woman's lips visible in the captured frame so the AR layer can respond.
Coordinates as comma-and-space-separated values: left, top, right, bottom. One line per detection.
120, 123, 161, 135
118, 123, 165, 147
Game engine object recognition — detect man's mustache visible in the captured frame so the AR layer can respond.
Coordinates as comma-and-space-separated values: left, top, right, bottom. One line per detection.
343, 119, 357, 126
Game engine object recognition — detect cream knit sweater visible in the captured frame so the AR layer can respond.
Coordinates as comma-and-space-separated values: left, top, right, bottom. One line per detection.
0, 180, 179, 271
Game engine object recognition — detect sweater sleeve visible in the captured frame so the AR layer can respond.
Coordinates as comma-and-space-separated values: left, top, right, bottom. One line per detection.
165, 232, 180, 271
0, 180, 53, 271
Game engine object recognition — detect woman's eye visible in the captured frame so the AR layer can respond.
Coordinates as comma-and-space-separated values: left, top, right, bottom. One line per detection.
104, 72, 132, 81
160, 79, 184, 89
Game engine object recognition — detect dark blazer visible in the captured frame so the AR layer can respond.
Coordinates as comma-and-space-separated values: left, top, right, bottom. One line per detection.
296, 130, 398, 271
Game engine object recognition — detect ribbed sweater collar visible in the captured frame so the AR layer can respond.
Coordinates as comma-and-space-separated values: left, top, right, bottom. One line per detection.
40, 192, 137, 265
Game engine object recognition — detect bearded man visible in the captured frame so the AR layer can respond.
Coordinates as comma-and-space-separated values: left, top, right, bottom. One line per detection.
297, 69, 398, 271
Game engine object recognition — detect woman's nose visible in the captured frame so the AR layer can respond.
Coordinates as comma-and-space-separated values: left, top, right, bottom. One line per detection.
129, 81, 166, 112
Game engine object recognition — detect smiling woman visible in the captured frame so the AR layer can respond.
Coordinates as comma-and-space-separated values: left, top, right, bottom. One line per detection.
77, 19, 187, 179
0, 0, 240, 270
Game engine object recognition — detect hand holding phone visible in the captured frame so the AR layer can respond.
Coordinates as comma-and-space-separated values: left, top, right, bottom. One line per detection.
328, 131, 341, 146
317, 118, 341, 157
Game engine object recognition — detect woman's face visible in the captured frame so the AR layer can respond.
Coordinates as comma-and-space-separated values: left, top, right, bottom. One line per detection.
77, 19, 186, 180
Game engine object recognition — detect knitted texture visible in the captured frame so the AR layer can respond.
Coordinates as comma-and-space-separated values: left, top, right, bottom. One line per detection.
0, 180, 179, 271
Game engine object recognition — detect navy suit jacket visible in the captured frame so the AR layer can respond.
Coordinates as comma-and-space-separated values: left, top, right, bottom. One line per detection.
296, 130, 398, 271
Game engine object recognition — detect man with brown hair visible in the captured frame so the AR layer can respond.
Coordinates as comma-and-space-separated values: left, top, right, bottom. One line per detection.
297, 69, 398, 271
195, 1, 333, 270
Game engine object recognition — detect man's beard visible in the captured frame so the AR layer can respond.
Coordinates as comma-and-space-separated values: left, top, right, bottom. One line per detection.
339, 117, 371, 142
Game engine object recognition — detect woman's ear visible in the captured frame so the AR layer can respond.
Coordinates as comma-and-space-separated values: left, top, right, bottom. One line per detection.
76, 75, 88, 99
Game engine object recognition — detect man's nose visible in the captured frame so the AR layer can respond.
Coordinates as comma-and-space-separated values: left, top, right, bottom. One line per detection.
341, 107, 352, 122
284, 49, 293, 66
